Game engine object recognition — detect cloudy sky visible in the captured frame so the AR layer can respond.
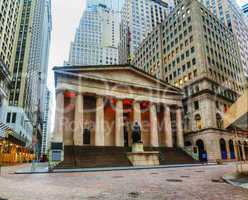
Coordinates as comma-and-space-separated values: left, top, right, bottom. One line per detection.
48, 0, 247, 90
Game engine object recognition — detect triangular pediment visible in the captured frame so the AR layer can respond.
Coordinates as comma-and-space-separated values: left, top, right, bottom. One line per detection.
54, 65, 181, 94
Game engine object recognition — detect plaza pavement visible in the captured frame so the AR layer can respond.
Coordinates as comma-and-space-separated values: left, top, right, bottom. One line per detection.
0, 163, 248, 200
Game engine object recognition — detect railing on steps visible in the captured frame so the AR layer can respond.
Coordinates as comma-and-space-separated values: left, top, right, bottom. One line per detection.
182, 146, 199, 161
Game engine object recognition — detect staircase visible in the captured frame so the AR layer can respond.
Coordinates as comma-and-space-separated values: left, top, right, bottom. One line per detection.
144, 147, 200, 165
56, 146, 132, 169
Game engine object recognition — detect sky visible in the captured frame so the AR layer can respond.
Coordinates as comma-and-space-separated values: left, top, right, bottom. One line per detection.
48, 0, 247, 91
47, 0, 86, 90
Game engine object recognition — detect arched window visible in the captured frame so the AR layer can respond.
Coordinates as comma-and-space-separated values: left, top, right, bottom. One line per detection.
216, 113, 223, 129
195, 114, 202, 129
219, 138, 227, 160
196, 139, 206, 161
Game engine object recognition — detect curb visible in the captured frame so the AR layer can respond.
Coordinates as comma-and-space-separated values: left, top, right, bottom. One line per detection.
15, 163, 217, 175
222, 173, 248, 189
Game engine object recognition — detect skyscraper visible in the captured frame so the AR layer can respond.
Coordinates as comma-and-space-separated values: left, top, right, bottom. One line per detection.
0, 0, 20, 137
87, 0, 124, 12
41, 87, 52, 157
133, 0, 246, 161
242, 3, 248, 17
119, 0, 172, 64
200, 0, 248, 77
1, 0, 52, 148
66, 2, 120, 66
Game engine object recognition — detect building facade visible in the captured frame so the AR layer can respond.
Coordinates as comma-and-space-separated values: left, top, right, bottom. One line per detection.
52, 65, 185, 164
118, 0, 172, 64
242, 3, 248, 17
0, 0, 20, 137
0, 0, 52, 148
87, 0, 125, 13
66, 2, 120, 66
133, 0, 247, 161
41, 87, 52, 157
200, 0, 248, 77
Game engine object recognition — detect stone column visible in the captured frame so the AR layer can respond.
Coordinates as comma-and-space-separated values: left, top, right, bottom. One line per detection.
95, 96, 104, 146
226, 141, 231, 160
150, 103, 159, 147
115, 99, 124, 146
133, 101, 141, 126
234, 141, 239, 161
176, 107, 184, 148
54, 91, 64, 142
242, 144, 246, 161
74, 94, 84, 146
164, 105, 173, 147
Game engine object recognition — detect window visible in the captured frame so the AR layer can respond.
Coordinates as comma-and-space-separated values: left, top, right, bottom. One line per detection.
216, 113, 223, 129
12, 113, 16, 123
191, 47, 195, 53
6, 112, 11, 123
193, 69, 197, 77
192, 58, 196, 65
195, 114, 202, 129
194, 101, 199, 110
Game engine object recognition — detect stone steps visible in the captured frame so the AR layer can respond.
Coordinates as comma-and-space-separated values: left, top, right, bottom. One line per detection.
56, 146, 132, 169
144, 147, 200, 165
56, 146, 199, 169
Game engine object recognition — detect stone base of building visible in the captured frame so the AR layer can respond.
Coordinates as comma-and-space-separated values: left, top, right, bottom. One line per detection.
55, 145, 200, 169
127, 151, 160, 166
127, 143, 160, 166
184, 128, 248, 162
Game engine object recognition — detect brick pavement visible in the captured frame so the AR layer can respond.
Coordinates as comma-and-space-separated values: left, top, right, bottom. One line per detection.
0, 163, 248, 200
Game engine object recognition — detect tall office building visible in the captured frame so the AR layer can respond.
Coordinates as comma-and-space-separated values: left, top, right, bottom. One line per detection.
66, 2, 120, 66
199, 0, 248, 77
1, 0, 52, 148
242, 3, 248, 17
133, 0, 247, 161
118, 0, 172, 64
41, 87, 52, 157
0, 0, 20, 137
87, 0, 125, 12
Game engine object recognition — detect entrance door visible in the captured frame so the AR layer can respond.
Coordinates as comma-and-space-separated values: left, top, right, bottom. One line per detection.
83, 129, 91, 145
196, 139, 205, 161
123, 113, 131, 147
219, 139, 227, 160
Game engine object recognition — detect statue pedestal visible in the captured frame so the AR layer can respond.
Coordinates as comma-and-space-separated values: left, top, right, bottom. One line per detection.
127, 143, 160, 166
132, 143, 144, 153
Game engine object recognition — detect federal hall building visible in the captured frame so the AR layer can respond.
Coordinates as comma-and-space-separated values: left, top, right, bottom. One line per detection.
52, 64, 247, 168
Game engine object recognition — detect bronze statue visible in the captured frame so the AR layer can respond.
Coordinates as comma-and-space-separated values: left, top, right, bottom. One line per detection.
132, 121, 141, 143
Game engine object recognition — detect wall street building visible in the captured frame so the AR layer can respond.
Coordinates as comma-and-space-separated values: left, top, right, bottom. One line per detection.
0, 0, 20, 137
200, 0, 248, 77
41, 88, 52, 157
133, 0, 247, 161
118, 0, 172, 64
51, 65, 197, 168
66, 2, 120, 66
2, 0, 52, 149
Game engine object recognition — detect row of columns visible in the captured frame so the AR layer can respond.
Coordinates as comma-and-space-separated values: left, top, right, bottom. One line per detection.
54, 92, 184, 148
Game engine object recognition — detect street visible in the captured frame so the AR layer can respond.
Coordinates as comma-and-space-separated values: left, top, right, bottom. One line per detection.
0, 164, 248, 200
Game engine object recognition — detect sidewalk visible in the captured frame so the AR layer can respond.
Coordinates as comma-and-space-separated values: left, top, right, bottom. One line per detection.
15, 163, 217, 174
223, 162, 248, 189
